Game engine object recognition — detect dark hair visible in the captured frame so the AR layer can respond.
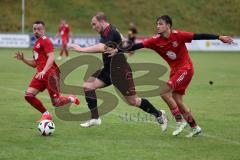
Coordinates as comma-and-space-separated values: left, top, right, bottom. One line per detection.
156, 15, 172, 28
94, 12, 107, 21
33, 20, 45, 26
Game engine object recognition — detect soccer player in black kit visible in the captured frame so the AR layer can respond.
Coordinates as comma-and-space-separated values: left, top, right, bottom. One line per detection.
69, 12, 168, 131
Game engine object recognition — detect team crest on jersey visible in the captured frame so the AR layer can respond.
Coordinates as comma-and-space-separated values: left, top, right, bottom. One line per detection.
36, 43, 40, 48
166, 51, 177, 60
172, 41, 178, 47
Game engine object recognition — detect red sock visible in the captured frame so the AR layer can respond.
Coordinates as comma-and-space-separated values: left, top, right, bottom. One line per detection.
25, 93, 46, 113
182, 112, 197, 128
170, 106, 183, 122
53, 96, 70, 107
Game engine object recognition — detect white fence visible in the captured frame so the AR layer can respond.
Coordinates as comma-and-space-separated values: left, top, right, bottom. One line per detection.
0, 33, 239, 51
0, 34, 30, 48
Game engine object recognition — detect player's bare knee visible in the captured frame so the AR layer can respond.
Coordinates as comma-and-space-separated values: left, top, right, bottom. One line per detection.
24, 92, 35, 101
83, 83, 95, 92
161, 93, 171, 100
127, 98, 137, 106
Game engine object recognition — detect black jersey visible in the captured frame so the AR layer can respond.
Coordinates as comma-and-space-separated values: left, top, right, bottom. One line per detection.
99, 24, 122, 72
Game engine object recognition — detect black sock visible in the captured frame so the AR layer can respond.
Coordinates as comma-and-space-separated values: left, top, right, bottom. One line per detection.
139, 98, 161, 118
85, 90, 99, 119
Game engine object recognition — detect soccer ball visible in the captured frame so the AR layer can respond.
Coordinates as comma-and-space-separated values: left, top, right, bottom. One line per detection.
37, 120, 55, 136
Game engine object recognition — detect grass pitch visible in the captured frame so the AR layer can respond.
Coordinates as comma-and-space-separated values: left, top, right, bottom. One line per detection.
0, 48, 239, 160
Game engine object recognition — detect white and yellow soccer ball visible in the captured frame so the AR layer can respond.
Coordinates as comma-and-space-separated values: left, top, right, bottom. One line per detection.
37, 120, 55, 136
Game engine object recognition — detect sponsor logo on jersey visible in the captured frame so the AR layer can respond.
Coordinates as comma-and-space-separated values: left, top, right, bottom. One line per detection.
166, 51, 177, 60
36, 43, 40, 48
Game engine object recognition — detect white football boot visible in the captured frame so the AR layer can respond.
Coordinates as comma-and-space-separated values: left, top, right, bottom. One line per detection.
80, 118, 102, 128
172, 121, 188, 136
57, 56, 62, 60
156, 110, 168, 132
186, 126, 202, 138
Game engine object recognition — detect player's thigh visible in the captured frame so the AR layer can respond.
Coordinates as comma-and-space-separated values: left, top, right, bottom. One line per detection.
110, 55, 136, 97
84, 69, 112, 90
160, 83, 172, 95
169, 68, 193, 94
27, 77, 46, 95
83, 76, 106, 90
46, 73, 61, 99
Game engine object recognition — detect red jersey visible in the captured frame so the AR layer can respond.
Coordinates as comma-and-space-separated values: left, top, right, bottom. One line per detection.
33, 35, 59, 73
143, 30, 194, 72
58, 24, 70, 40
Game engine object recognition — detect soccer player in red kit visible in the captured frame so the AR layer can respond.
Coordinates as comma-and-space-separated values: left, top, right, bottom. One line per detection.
56, 19, 71, 60
106, 15, 233, 137
14, 21, 79, 122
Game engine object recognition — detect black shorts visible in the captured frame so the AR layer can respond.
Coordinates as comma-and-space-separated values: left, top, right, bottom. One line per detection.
92, 68, 112, 86
91, 54, 136, 96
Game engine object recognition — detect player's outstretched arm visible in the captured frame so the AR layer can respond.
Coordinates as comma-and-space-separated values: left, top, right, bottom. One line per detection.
14, 51, 36, 68
69, 43, 106, 53
105, 42, 144, 57
193, 34, 234, 44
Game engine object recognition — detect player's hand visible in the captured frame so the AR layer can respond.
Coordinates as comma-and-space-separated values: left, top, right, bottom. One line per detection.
35, 71, 46, 80
14, 51, 24, 61
127, 51, 135, 56
68, 43, 81, 51
104, 47, 118, 57
219, 36, 234, 44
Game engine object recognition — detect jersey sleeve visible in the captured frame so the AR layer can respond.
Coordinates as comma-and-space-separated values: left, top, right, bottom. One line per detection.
43, 38, 54, 54
178, 31, 194, 43
143, 36, 155, 49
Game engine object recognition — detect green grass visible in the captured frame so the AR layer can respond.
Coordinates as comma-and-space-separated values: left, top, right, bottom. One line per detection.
0, 48, 240, 160
0, 0, 239, 35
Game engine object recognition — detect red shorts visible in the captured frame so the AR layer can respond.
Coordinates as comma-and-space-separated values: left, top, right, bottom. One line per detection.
61, 38, 69, 47
167, 67, 194, 95
29, 71, 60, 99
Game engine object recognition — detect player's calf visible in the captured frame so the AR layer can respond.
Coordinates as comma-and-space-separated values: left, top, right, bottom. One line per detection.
25, 92, 47, 113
